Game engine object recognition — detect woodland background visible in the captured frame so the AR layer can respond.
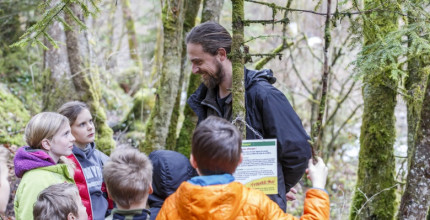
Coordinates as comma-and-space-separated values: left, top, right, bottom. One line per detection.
0, 0, 429, 219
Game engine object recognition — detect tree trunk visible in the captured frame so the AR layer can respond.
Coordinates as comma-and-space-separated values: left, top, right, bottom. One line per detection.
42, 0, 76, 111
175, 0, 224, 156
165, 0, 202, 150
201, 0, 224, 23
141, 0, 185, 152
349, 1, 399, 219
65, 3, 115, 154
398, 72, 430, 220
231, 0, 246, 136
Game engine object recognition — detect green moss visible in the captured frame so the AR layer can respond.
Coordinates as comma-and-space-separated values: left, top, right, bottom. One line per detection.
114, 88, 155, 132
350, 1, 399, 219
0, 85, 31, 146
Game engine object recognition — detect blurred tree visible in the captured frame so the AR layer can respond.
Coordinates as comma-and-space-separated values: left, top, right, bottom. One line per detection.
175, 0, 225, 156
350, 1, 400, 219
141, 0, 186, 152
398, 1, 430, 218
165, 0, 202, 150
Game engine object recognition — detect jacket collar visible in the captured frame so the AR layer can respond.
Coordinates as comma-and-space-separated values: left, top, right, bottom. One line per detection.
188, 174, 235, 186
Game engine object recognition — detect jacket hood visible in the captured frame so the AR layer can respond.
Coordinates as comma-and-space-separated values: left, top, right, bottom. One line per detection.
14, 146, 56, 178
175, 182, 247, 219
72, 142, 95, 158
245, 68, 276, 90
148, 150, 197, 209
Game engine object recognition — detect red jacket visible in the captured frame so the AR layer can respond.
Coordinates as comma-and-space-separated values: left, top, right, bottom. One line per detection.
68, 154, 93, 220
157, 182, 330, 220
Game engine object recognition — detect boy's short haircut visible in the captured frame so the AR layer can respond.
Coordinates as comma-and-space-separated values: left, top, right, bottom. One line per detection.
192, 116, 242, 175
103, 147, 153, 209
33, 183, 80, 220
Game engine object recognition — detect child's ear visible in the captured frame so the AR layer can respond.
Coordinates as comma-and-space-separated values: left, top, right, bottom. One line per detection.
40, 139, 51, 151
238, 153, 243, 165
67, 213, 76, 220
190, 154, 198, 169
148, 184, 153, 194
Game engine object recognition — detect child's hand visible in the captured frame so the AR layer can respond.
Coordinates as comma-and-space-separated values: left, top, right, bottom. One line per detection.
306, 157, 328, 189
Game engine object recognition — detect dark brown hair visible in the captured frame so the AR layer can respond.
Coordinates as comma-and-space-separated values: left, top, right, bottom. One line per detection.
57, 101, 89, 125
192, 116, 242, 175
103, 147, 153, 209
186, 21, 232, 55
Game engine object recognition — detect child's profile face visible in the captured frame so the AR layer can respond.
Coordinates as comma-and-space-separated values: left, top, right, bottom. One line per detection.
69, 194, 88, 220
48, 123, 75, 161
0, 163, 10, 214
71, 109, 95, 148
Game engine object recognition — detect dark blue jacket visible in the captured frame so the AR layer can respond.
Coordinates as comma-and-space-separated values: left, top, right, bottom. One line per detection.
188, 68, 311, 211
148, 150, 198, 220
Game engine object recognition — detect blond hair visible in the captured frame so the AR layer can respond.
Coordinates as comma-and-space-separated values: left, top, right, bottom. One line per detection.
24, 112, 75, 172
33, 183, 82, 220
103, 147, 153, 209
25, 112, 70, 149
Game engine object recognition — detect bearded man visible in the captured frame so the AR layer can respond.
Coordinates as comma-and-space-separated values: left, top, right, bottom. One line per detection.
186, 21, 311, 212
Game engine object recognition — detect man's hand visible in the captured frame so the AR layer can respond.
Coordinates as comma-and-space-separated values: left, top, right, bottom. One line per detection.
286, 188, 297, 201
306, 157, 328, 189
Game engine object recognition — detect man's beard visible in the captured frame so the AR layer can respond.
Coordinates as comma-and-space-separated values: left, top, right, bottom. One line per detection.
201, 61, 224, 89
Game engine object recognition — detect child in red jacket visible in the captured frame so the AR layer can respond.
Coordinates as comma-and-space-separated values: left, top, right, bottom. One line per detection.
157, 116, 330, 220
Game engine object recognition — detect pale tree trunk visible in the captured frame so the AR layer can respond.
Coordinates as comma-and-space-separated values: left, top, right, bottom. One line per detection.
176, 0, 224, 156
122, 0, 143, 95
42, 0, 76, 111
231, 0, 246, 136
65, 3, 115, 154
398, 72, 430, 219
201, 0, 224, 23
141, 0, 185, 152
165, 0, 202, 150
349, 1, 399, 219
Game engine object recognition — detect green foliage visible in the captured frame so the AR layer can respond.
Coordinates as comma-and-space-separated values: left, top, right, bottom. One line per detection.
0, 85, 31, 146
10, 0, 101, 49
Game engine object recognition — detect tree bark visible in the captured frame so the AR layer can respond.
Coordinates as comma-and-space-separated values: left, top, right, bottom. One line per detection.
141, 0, 185, 152
231, 0, 246, 136
350, 1, 399, 219
201, 0, 224, 23
42, 0, 76, 111
398, 72, 430, 220
65, 3, 115, 154
176, 0, 224, 156
165, 0, 202, 150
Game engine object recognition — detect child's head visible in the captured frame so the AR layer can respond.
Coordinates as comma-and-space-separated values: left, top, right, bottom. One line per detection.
58, 101, 95, 148
103, 147, 153, 209
33, 183, 87, 220
0, 146, 10, 214
25, 112, 75, 162
191, 116, 242, 175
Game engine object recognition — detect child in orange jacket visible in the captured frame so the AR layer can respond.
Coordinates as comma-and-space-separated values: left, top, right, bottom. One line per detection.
157, 116, 330, 220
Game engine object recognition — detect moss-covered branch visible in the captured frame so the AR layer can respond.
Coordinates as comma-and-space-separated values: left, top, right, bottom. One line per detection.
231, 0, 246, 137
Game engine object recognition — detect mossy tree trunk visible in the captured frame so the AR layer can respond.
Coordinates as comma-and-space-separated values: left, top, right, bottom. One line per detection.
141, 0, 185, 153
64, 3, 115, 154
201, 0, 224, 23
398, 72, 430, 220
398, 7, 430, 216
231, 0, 246, 136
176, 0, 224, 156
42, 0, 77, 111
349, 1, 399, 219
165, 0, 202, 151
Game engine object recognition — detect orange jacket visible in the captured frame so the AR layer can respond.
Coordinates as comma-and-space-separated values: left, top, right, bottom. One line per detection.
157, 181, 329, 220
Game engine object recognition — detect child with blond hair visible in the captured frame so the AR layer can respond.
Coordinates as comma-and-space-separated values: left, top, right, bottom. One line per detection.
14, 112, 76, 220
